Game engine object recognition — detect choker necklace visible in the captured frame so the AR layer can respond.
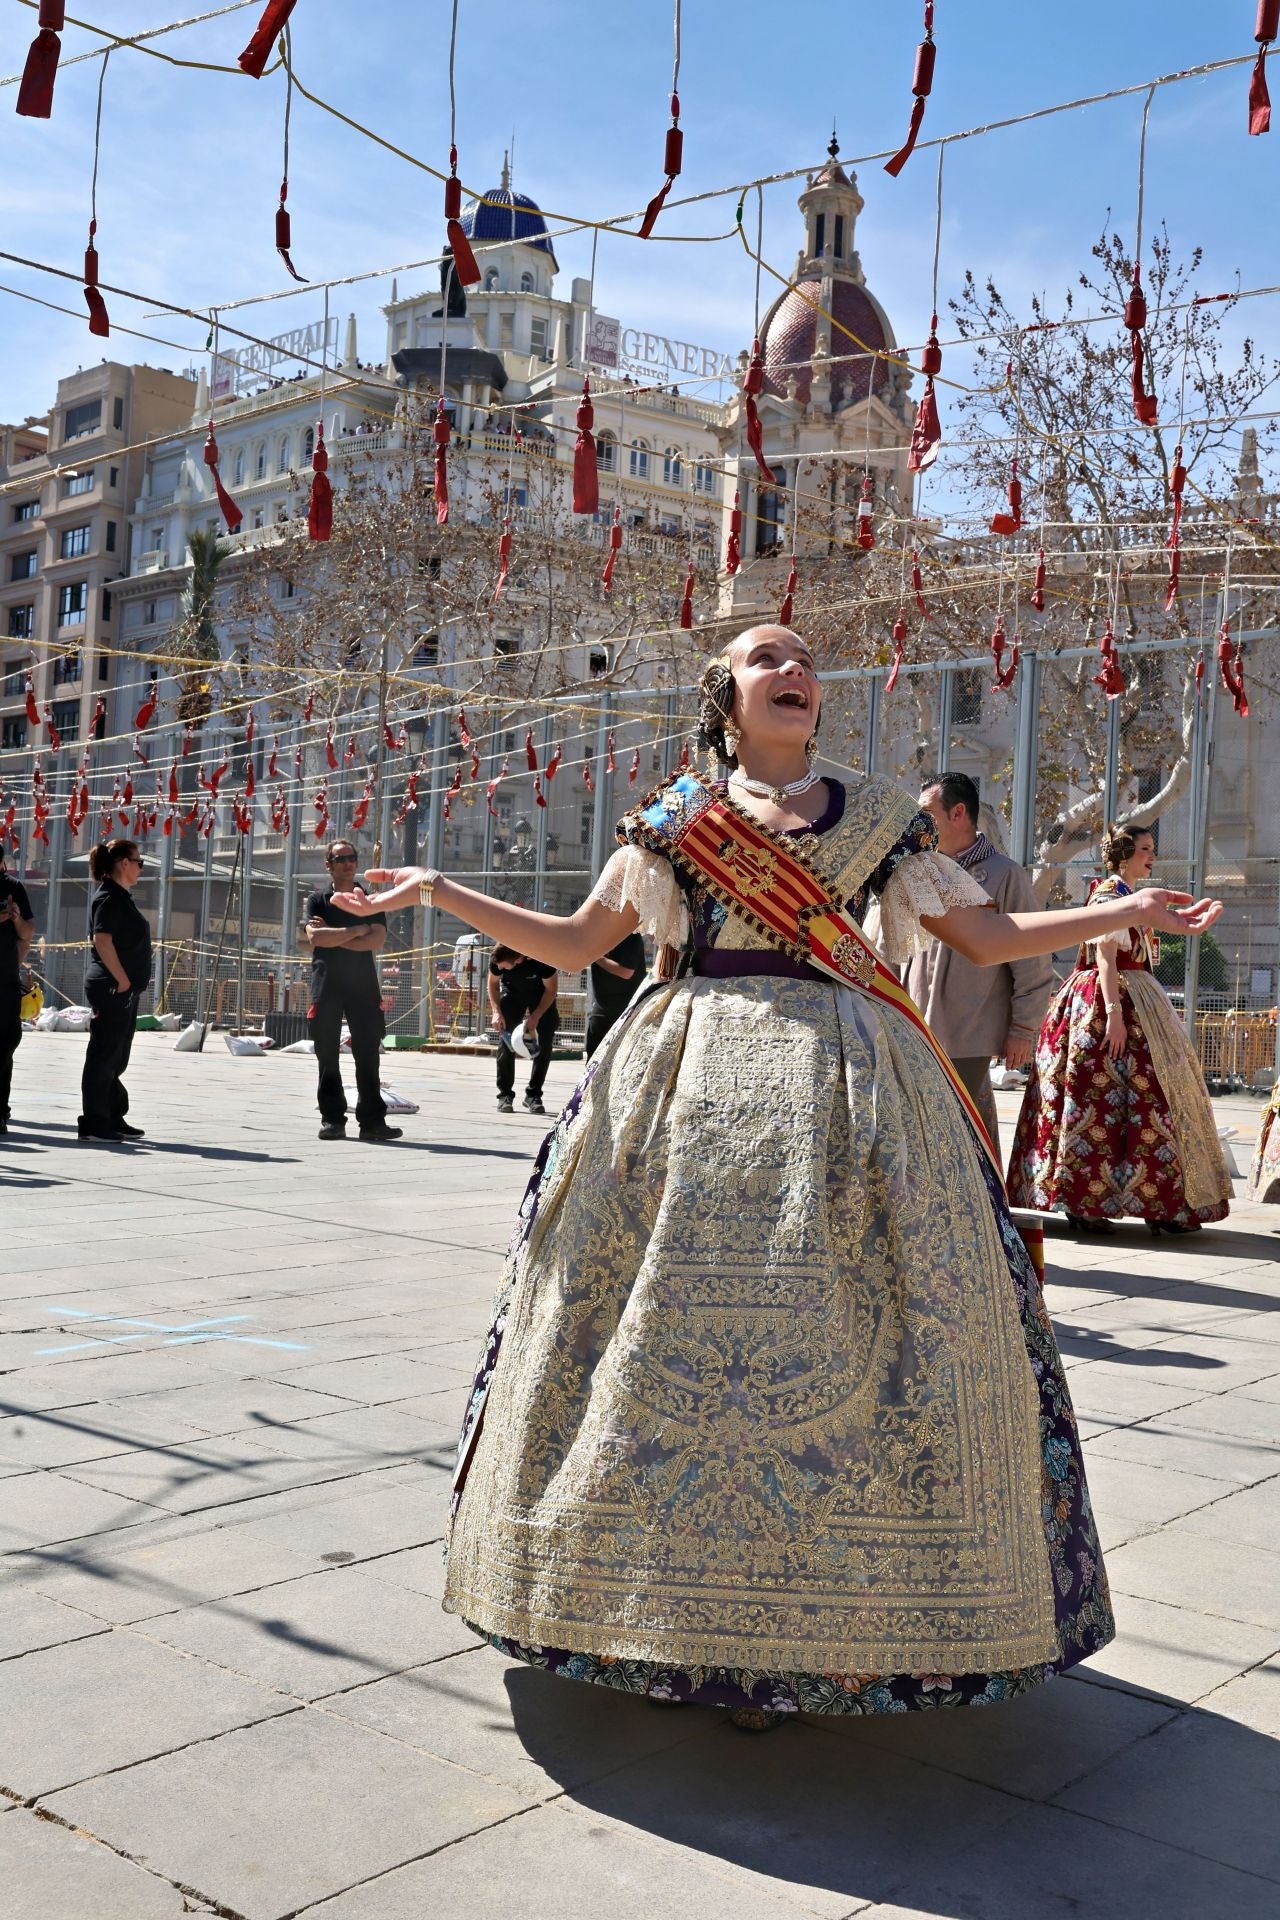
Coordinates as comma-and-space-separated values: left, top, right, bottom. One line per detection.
729, 766, 821, 805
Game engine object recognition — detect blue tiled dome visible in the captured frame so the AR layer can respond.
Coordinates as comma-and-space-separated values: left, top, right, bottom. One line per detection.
458, 187, 557, 265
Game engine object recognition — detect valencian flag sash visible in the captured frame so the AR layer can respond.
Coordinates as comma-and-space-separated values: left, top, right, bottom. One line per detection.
630, 772, 1007, 1184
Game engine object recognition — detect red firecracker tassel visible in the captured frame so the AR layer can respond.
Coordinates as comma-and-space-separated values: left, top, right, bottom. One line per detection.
238, 0, 296, 78
907, 315, 943, 472
725, 491, 742, 575
679, 560, 695, 630
582, 758, 594, 793
24, 674, 39, 728
131, 733, 150, 767
135, 687, 157, 731
639, 91, 683, 238
1092, 620, 1126, 699
168, 765, 179, 805
350, 782, 372, 831
1194, 646, 1206, 707
275, 178, 307, 282
1218, 620, 1250, 715
1124, 269, 1158, 426
43, 707, 61, 754
1165, 542, 1181, 613
544, 744, 562, 781
325, 725, 338, 771
267, 740, 279, 778
885, 2, 936, 178
91, 696, 105, 737
308, 420, 332, 540
911, 550, 928, 618
1251, 1, 1279, 134
343, 736, 357, 767
856, 475, 876, 550
303, 692, 314, 721
485, 758, 506, 817
433, 397, 450, 527
602, 505, 623, 593
181, 722, 195, 757
742, 339, 777, 484
990, 616, 1021, 692
469, 745, 480, 780
203, 419, 243, 532
572, 379, 598, 515
990, 456, 1023, 536
122, 774, 133, 805
293, 740, 304, 779
17, 0, 63, 119
525, 728, 538, 771
457, 708, 472, 749
245, 710, 255, 744
245, 761, 256, 798
606, 730, 616, 774
443, 145, 481, 287
885, 612, 907, 693
533, 774, 547, 808
202, 758, 228, 798
312, 782, 329, 840
494, 514, 512, 601
677, 740, 691, 771
1030, 548, 1047, 613
83, 223, 109, 337
778, 555, 798, 627
629, 747, 642, 785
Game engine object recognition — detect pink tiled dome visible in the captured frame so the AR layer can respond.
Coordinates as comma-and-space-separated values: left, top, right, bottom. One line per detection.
759, 277, 892, 409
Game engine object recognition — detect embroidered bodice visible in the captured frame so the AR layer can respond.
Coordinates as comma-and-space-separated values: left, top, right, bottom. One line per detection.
1076, 876, 1156, 974
590, 774, 989, 967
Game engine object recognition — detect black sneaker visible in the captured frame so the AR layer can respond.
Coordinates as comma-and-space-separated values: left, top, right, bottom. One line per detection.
359, 1123, 403, 1142
318, 1121, 347, 1140
78, 1123, 126, 1141
115, 1121, 145, 1139
496, 1094, 514, 1113
522, 1094, 546, 1115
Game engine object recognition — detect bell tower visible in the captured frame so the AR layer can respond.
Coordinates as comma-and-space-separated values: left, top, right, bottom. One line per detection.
796, 131, 866, 285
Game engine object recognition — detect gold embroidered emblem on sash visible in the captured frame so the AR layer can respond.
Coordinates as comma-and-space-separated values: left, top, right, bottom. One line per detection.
718, 839, 778, 900
829, 931, 876, 988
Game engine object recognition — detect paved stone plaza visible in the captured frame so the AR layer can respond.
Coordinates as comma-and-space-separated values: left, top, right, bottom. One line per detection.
0, 1033, 1277, 1919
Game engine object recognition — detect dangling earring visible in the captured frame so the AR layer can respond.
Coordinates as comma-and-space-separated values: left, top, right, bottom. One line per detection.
724, 723, 741, 757
805, 733, 818, 765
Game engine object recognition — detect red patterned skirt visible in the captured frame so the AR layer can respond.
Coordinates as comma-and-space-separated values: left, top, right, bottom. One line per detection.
1007, 966, 1230, 1226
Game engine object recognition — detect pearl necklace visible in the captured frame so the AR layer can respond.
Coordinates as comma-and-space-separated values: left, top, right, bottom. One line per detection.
729, 766, 821, 806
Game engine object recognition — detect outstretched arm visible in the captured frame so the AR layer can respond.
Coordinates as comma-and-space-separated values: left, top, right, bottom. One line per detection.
922, 888, 1221, 966
333, 867, 641, 971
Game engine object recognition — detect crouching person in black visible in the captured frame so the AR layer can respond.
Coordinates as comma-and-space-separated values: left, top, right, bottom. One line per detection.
304, 841, 401, 1143
79, 838, 151, 1141
489, 946, 558, 1115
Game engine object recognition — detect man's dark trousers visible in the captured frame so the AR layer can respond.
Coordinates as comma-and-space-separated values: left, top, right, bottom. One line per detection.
0, 981, 22, 1120
310, 992, 386, 1130
496, 1005, 558, 1100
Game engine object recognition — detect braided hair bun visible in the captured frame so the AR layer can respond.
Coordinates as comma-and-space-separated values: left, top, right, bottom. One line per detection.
696, 655, 738, 768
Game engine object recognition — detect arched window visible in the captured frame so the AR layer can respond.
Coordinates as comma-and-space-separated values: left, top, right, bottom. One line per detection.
232, 448, 245, 487
694, 459, 717, 496
277, 434, 291, 474
302, 426, 315, 463
519, 271, 534, 293
663, 446, 682, 487
629, 440, 650, 480
254, 442, 267, 480
484, 268, 500, 291
596, 430, 617, 473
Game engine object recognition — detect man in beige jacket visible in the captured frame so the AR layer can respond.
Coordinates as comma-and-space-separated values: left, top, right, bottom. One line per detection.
907, 772, 1053, 1149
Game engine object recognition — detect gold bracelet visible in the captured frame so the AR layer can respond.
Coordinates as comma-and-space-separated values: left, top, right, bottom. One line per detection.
418, 868, 441, 908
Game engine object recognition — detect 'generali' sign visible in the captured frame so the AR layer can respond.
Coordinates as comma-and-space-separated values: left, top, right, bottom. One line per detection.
589, 314, 734, 382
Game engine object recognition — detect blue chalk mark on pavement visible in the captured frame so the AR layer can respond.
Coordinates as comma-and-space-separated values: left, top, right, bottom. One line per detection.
38, 1305, 310, 1355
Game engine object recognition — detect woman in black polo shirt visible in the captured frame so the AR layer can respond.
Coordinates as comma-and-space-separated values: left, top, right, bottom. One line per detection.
79, 838, 152, 1141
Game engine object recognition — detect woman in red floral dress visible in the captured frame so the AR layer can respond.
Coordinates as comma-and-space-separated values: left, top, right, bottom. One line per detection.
1008, 825, 1232, 1234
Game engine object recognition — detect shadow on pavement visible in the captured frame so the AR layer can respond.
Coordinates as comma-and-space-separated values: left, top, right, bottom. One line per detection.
12, 1120, 294, 1165
505, 1663, 1280, 1916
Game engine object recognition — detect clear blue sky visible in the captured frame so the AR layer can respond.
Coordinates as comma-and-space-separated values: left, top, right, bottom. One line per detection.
1, 0, 1275, 438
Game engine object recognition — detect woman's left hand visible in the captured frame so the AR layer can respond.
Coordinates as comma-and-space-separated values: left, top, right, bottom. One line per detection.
1129, 889, 1223, 936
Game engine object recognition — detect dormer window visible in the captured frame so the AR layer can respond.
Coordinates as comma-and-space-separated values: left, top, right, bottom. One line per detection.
520, 271, 534, 293
484, 269, 500, 291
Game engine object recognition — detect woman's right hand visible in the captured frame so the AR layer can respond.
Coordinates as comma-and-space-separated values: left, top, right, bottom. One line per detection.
1105, 1009, 1127, 1059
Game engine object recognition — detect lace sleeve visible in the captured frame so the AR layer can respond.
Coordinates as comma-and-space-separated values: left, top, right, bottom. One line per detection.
589, 846, 687, 950
867, 851, 992, 966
